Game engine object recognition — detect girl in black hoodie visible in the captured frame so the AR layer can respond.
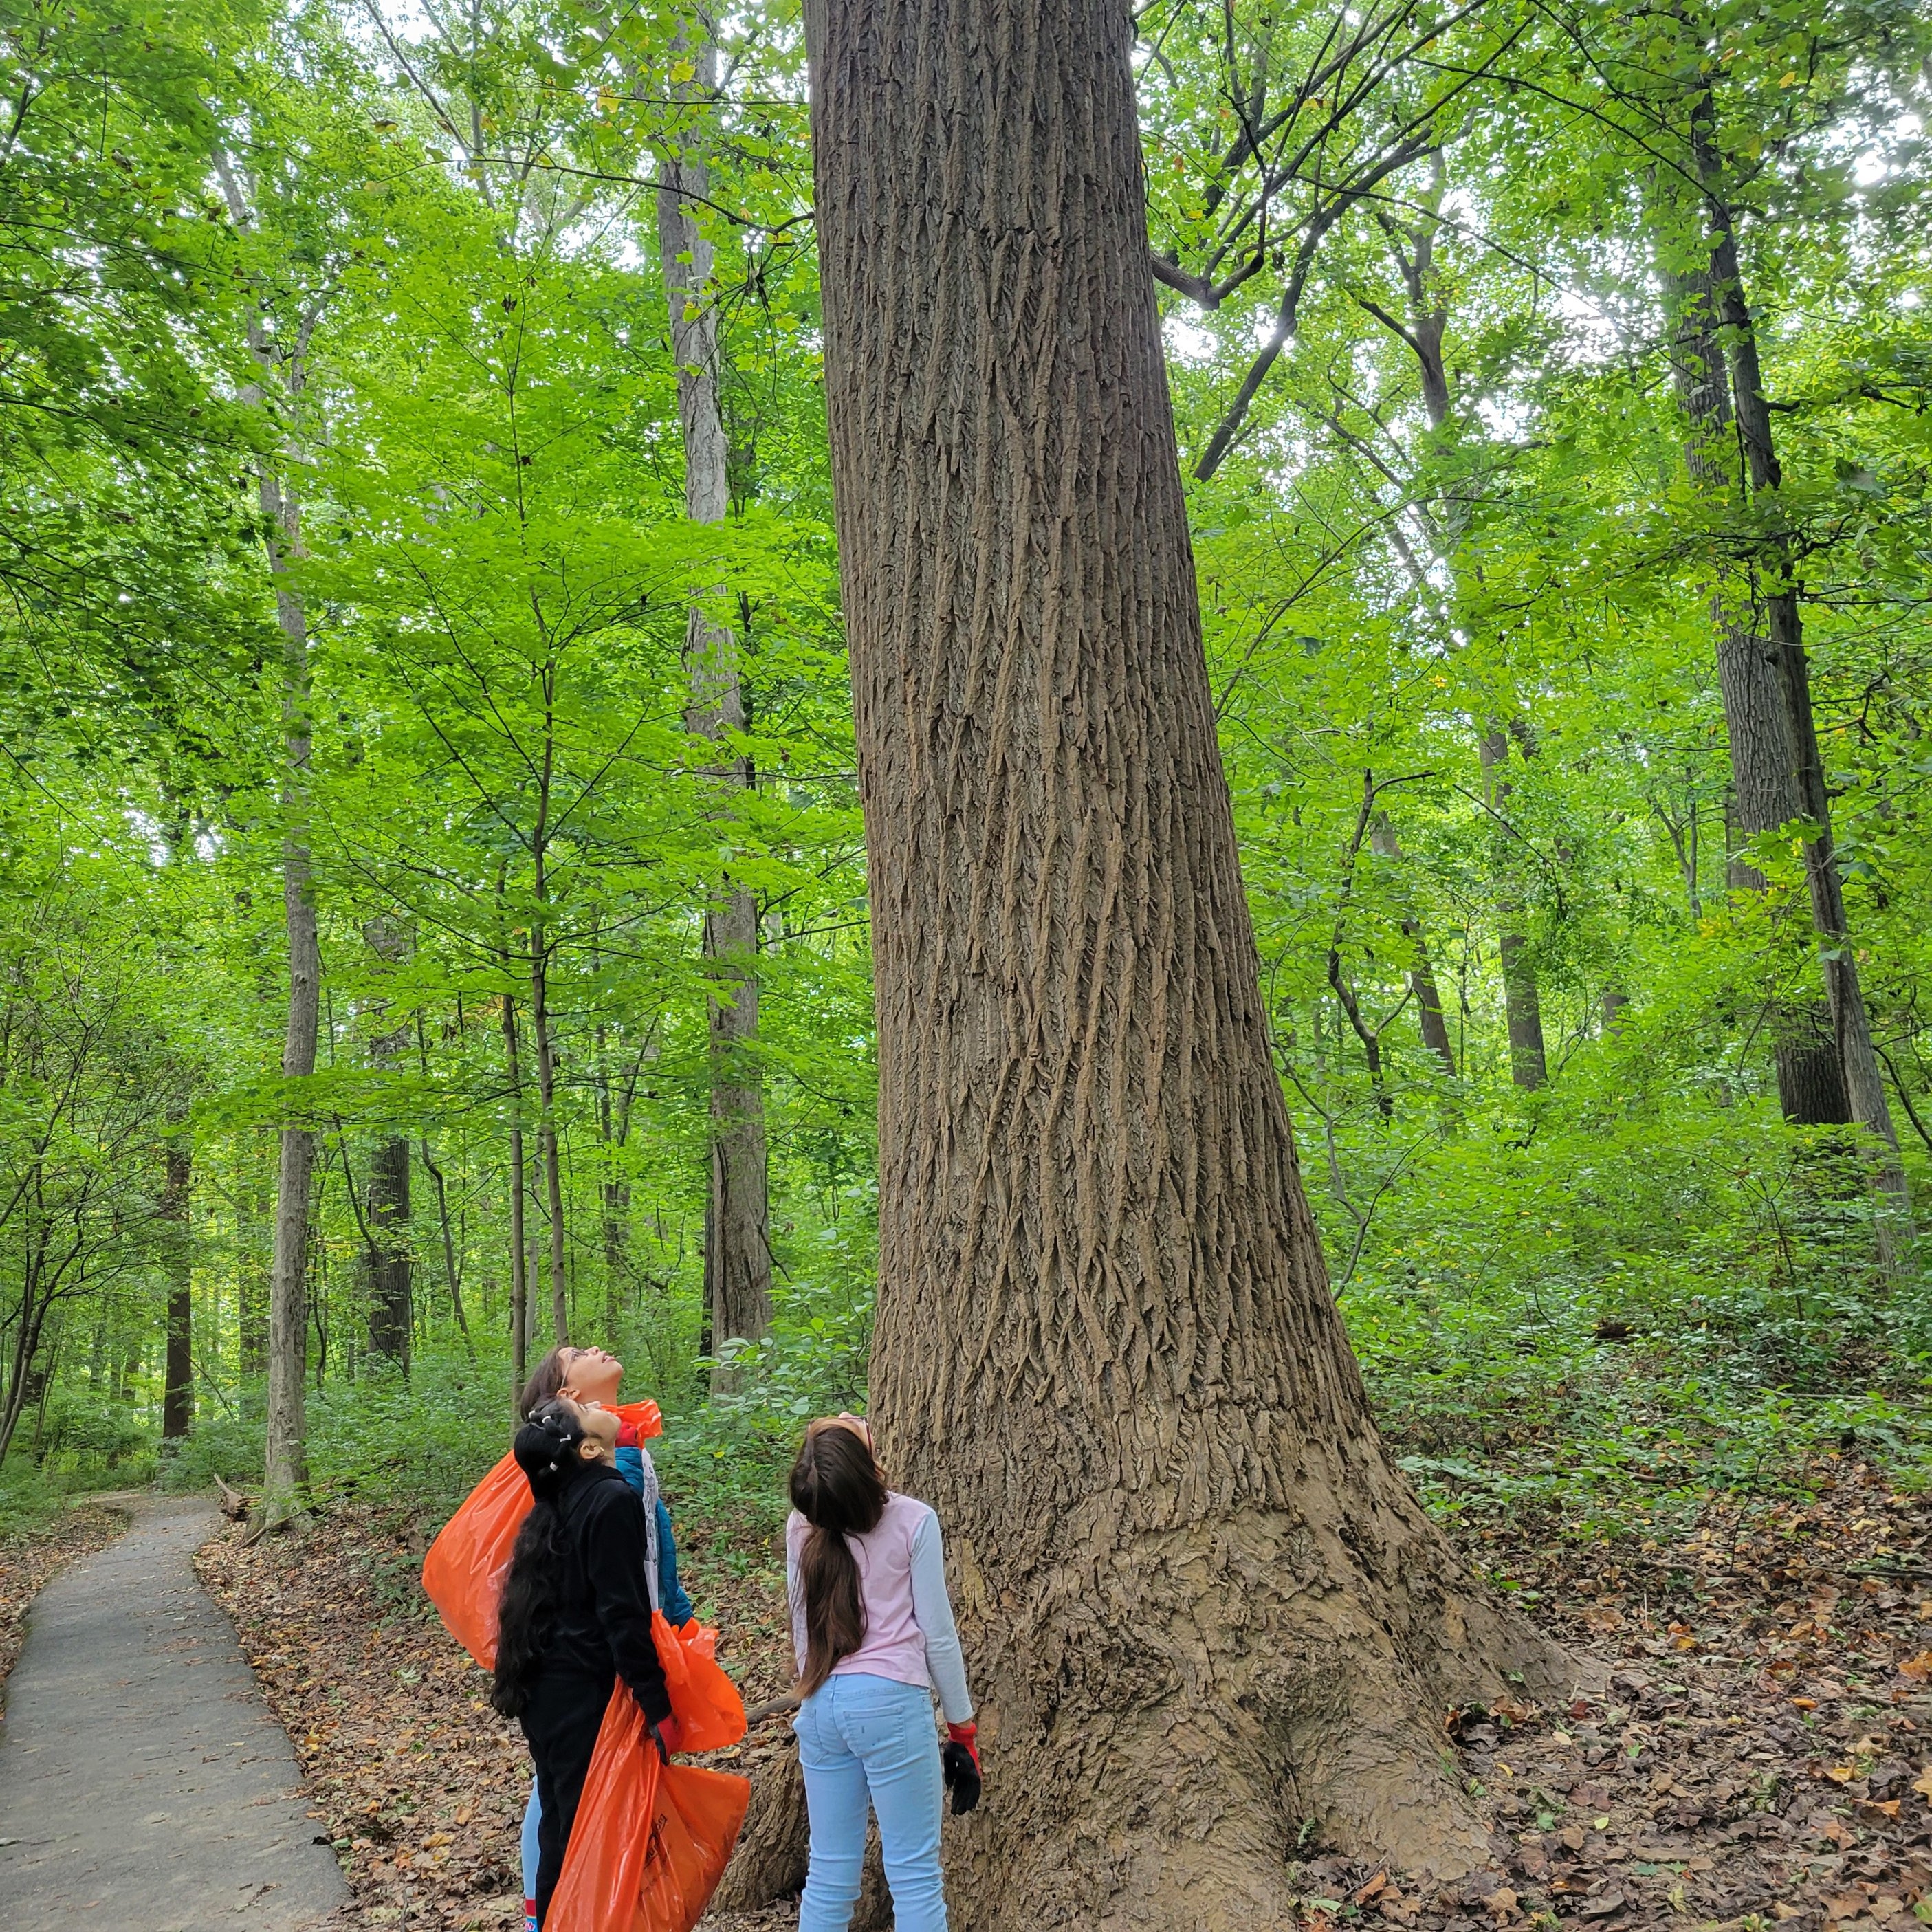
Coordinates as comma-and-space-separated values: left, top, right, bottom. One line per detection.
492, 1397, 677, 1927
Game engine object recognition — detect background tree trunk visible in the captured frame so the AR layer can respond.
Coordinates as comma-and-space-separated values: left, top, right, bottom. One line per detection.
1478, 729, 1548, 1090
160, 1119, 193, 1440
804, 0, 1566, 1911
1673, 106, 1901, 1191
1370, 818, 1456, 1077
239, 1130, 270, 1379
1359, 191, 1545, 1096
502, 988, 530, 1407
1658, 209, 1850, 1126
363, 918, 414, 1366
264, 459, 318, 1521
655, 39, 774, 1383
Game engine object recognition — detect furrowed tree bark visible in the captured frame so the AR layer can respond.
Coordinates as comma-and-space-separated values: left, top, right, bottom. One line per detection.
655, 34, 773, 1381
1656, 187, 1849, 1126
804, 0, 1568, 1911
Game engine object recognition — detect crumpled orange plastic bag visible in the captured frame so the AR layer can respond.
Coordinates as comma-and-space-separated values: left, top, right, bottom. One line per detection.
547, 1684, 751, 1932
650, 1611, 746, 1754
421, 1399, 662, 1670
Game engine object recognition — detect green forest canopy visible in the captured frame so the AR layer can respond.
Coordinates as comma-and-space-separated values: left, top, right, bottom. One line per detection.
2, 0, 1929, 1526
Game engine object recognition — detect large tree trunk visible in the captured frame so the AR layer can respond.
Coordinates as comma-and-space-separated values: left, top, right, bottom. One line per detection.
160, 1120, 193, 1440
655, 47, 774, 1380
1478, 729, 1548, 1091
263, 460, 318, 1521
804, 0, 1566, 1911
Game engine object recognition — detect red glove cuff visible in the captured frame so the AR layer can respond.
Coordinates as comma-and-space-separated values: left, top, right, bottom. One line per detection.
616, 1420, 640, 1447
946, 1720, 979, 1769
657, 1714, 683, 1753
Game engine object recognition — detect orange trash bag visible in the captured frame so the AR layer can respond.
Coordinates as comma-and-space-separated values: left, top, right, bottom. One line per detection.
547, 1684, 751, 1932
650, 1612, 746, 1753
421, 1399, 661, 1669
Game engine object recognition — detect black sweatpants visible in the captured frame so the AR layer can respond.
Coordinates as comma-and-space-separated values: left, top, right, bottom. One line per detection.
522, 1667, 615, 1927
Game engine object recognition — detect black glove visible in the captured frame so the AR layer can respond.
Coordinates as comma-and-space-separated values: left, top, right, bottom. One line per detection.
941, 1737, 981, 1814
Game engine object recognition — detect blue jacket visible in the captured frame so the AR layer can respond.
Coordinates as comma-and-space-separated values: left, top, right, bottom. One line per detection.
614, 1442, 696, 1625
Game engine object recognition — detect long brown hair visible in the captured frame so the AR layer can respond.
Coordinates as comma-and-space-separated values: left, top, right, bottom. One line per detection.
789, 1423, 888, 1696
518, 1346, 573, 1421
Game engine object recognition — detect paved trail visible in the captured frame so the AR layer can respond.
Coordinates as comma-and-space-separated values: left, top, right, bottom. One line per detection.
0, 1499, 349, 1931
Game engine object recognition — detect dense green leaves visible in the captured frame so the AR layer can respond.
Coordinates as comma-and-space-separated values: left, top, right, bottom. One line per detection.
1, 0, 1928, 1528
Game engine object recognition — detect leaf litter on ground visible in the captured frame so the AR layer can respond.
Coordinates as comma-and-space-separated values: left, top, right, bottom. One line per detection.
191, 1452, 1932, 1931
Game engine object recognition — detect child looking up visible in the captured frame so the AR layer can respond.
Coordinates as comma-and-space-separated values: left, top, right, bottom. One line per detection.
492, 1396, 676, 1929
513, 1346, 694, 1930
787, 1415, 978, 1932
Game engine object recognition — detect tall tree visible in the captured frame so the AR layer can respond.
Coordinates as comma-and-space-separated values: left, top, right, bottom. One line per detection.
1657, 212, 1849, 1124
1668, 122, 1900, 1171
215, 133, 327, 1519
655, 26, 774, 1379
804, 0, 1561, 1909
1352, 173, 1550, 1091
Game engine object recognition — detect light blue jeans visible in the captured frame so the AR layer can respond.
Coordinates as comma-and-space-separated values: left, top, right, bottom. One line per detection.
795, 1672, 947, 1932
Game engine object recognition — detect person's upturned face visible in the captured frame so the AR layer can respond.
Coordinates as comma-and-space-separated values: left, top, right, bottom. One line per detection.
564, 1397, 622, 1459
559, 1346, 623, 1407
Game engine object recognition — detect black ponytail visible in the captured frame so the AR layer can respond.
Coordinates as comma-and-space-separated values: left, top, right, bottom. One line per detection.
491, 1399, 588, 1717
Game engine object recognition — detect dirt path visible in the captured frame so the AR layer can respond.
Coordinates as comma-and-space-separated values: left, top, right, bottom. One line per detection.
0, 1497, 350, 1931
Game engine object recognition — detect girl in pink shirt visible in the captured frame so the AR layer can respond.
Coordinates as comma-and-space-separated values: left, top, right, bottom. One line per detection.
787, 1416, 978, 1932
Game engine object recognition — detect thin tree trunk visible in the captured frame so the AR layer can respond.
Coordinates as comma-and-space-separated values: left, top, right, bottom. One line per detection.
1479, 728, 1548, 1090
160, 1111, 193, 1440
362, 919, 413, 1368
528, 936, 569, 1346
419, 1139, 473, 1358
1359, 184, 1546, 1096
804, 0, 1565, 1904
216, 157, 322, 1518
1370, 817, 1456, 1077
655, 40, 773, 1381
263, 457, 318, 1522
239, 1132, 269, 1379
593, 1017, 633, 1340
502, 987, 529, 1407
